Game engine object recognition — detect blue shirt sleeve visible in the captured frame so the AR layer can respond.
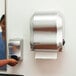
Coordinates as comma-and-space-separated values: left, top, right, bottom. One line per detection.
0, 32, 6, 70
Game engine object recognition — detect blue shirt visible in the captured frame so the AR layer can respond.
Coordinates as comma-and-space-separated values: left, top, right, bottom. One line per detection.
0, 32, 6, 70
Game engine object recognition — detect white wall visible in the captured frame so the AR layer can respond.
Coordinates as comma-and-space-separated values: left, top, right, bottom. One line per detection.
0, 0, 5, 19
0, 0, 76, 76
0, 0, 5, 32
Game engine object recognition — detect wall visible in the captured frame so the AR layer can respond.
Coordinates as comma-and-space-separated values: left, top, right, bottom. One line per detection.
0, 0, 5, 17
0, 0, 76, 76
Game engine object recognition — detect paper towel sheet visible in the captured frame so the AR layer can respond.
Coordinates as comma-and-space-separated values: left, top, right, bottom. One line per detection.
35, 51, 57, 59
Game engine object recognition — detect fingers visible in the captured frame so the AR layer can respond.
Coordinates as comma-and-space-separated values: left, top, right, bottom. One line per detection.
8, 59, 18, 66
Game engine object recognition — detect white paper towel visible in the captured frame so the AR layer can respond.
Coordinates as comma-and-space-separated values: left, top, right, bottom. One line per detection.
35, 51, 57, 59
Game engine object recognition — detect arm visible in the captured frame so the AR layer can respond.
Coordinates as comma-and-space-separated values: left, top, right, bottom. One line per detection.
0, 59, 18, 67
0, 59, 9, 66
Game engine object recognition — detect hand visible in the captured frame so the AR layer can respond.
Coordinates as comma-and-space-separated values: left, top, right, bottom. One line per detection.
7, 59, 18, 66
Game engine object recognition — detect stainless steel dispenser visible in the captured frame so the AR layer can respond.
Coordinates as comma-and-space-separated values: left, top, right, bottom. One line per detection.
8, 39, 23, 61
30, 12, 65, 59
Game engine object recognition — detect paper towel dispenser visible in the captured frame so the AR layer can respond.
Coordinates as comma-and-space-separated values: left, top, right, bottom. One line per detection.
30, 12, 65, 59
8, 39, 23, 61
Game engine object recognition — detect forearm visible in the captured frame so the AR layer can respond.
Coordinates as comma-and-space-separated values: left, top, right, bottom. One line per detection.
0, 59, 9, 67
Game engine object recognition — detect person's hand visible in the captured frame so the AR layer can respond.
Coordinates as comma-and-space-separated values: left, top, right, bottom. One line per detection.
7, 59, 18, 66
